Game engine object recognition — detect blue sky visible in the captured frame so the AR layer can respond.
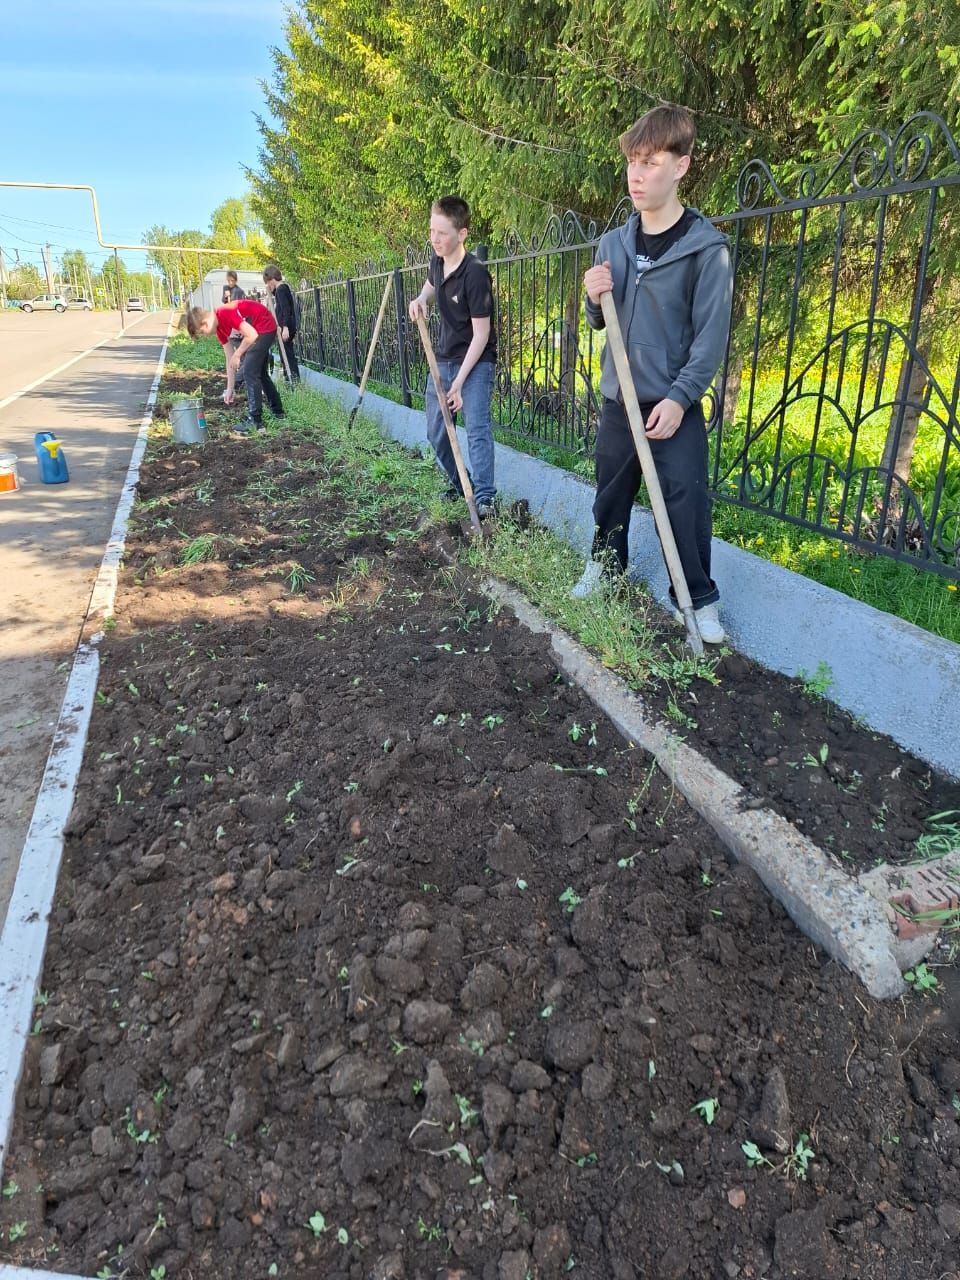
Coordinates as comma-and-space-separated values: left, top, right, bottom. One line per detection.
1, 0, 288, 276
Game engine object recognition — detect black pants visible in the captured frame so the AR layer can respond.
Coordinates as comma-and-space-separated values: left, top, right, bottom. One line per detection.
592, 396, 718, 607
240, 332, 284, 423
280, 333, 300, 382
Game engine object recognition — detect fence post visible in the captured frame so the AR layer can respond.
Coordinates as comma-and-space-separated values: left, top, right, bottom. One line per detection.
475, 244, 488, 263
346, 278, 360, 384
392, 267, 412, 407
312, 287, 326, 369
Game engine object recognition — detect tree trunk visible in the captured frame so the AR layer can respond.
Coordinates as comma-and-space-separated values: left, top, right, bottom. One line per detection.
722, 352, 744, 425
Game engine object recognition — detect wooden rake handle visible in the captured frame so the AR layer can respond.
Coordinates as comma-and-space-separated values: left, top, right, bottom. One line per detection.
348, 275, 395, 426
414, 310, 482, 535
599, 291, 703, 655
265, 293, 294, 382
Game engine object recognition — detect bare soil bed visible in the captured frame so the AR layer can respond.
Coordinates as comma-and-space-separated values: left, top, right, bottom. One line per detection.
2, 385, 960, 1280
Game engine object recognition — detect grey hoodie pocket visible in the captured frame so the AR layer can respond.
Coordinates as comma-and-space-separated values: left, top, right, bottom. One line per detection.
629, 341, 676, 397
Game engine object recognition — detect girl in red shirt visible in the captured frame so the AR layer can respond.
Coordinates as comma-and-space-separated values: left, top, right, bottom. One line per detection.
186, 300, 285, 434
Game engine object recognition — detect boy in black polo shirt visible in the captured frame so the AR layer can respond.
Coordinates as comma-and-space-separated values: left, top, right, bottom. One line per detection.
408, 196, 497, 515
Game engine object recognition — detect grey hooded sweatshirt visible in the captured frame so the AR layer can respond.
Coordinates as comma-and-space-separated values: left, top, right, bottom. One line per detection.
585, 208, 733, 410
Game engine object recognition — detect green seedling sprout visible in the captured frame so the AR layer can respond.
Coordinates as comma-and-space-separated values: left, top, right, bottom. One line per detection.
691, 1097, 719, 1125
783, 1133, 815, 1181
741, 1141, 775, 1169
904, 962, 939, 994
558, 886, 582, 913
307, 1211, 328, 1237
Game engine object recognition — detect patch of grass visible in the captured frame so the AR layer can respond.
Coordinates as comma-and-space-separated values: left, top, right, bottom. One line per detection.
163, 331, 224, 371
464, 518, 719, 697
179, 533, 220, 565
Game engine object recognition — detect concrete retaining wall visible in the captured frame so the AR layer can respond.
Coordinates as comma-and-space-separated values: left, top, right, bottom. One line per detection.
302, 368, 960, 779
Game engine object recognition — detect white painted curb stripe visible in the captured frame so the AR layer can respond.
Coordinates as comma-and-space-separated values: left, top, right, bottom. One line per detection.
0, 321, 174, 1280
87, 320, 172, 622
0, 311, 156, 413
0, 1269, 89, 1280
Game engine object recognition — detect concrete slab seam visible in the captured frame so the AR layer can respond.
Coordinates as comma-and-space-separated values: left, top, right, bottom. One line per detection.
0, 323, 172, 1225
483, 577, 906, 1000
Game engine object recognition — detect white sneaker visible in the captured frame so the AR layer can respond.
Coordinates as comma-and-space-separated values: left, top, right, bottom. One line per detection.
570, 559, 605, 600
671, 601, 726, 644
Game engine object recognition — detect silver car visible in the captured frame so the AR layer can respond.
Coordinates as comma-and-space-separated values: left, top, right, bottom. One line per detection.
19, 294, 67, 313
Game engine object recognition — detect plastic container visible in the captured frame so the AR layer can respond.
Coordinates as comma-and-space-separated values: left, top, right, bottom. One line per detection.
0, 452, 20, 494
170, 398, 207, 445
34, 432, 70, 484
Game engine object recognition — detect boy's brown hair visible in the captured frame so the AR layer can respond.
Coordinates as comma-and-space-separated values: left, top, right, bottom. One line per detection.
432, 196, 470, 231
262, 264, 283, 282
185, 306, 208, 338
620, 105, 696, 160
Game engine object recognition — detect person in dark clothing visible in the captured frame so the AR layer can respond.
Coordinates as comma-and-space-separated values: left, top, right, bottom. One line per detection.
222, 270, 247, 388
262, 265, 300, 383
407, 195, 497, 516
186, 300, 285, 435
572, 104, 733, 644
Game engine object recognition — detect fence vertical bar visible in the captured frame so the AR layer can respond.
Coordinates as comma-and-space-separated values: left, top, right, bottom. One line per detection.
392, 267, 412, 407
320, 286, 330, 371
346, 277, 360, 384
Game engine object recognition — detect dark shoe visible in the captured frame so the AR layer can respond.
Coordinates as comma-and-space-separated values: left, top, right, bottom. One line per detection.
232, 419, 260, 437
476, 499, 495, 520
442, 485, 463, 501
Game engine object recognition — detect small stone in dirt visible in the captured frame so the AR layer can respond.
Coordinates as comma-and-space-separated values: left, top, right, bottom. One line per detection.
750, 1068, 791, 1154
509, 1060, 551, 1092
484, 1149, 516, 1192
544, 1020, 601, 1072
371, 1253, 406, 1280
460, 962, 508, 1011
39, 1043, 67, 1086
774, 1206, 843, 1278
167, 1110, 202, 1155
90, 1125, 114, 1157
581, 1063, 614, 1102
329, 1054, 390, 1097
224, 1086, 262, 1138
347, 953, 379, 1019
374, 955, 425, 996
727, 1187, 747, 1210
219, 1214, 251, 1248
533, 1223, 573, 1276
498, 1248, 530, 1280
397, 901, 432, 929
277, 1027, 301, 1069
402, 999, 452, 1044
482, 1083, 514, 1142
103, 1064, 139, 1111
488, 824, 534, 877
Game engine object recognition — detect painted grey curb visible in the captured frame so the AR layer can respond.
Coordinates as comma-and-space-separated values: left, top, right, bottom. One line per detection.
0, 1269, 88, 1280
302, 367, 960, 779
484, 578, 906, 1000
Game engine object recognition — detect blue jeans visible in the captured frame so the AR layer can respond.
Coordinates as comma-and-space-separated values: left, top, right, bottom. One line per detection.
424, 359, 496, 504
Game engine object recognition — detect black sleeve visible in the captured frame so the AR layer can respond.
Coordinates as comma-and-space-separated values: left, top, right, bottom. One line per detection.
464, 262, 494, 319
275, 282, 295, 329
427, 254, 440, 290
231, 285, 246, 301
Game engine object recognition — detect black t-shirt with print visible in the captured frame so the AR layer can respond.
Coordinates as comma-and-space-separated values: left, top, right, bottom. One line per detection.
634, 207, 697, 281
427, 251, 497, 363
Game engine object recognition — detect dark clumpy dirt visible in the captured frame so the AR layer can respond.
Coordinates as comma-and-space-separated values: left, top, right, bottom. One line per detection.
2, 399, 960, 1280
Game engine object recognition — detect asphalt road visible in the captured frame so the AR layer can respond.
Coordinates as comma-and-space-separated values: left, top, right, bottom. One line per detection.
0, 309, 172, 932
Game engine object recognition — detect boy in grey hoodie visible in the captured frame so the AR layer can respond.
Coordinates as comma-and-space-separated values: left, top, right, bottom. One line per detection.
572, 105, 733, 643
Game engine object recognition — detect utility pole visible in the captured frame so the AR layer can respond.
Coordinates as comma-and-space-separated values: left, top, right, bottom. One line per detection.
114, 247, 124, 329
42, 242, 55, 293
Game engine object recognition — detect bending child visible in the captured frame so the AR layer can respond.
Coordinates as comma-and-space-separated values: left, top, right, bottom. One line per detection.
408, 196, 497, 518
186, 297, 285, 435
572, 105, 733, 643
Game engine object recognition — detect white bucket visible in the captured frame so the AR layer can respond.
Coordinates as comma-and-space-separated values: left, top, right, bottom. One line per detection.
0, 452, 20, 495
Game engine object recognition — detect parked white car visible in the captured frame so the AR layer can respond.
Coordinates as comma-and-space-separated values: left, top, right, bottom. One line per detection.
19, 294, 67, 313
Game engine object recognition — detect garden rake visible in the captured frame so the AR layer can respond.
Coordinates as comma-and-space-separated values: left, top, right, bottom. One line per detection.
599, 291, 704, 656
348, 275, 395, 429
414, 310, 483, 535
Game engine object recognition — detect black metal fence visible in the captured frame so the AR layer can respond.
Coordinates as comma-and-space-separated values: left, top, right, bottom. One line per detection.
295, 114, 960, 581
